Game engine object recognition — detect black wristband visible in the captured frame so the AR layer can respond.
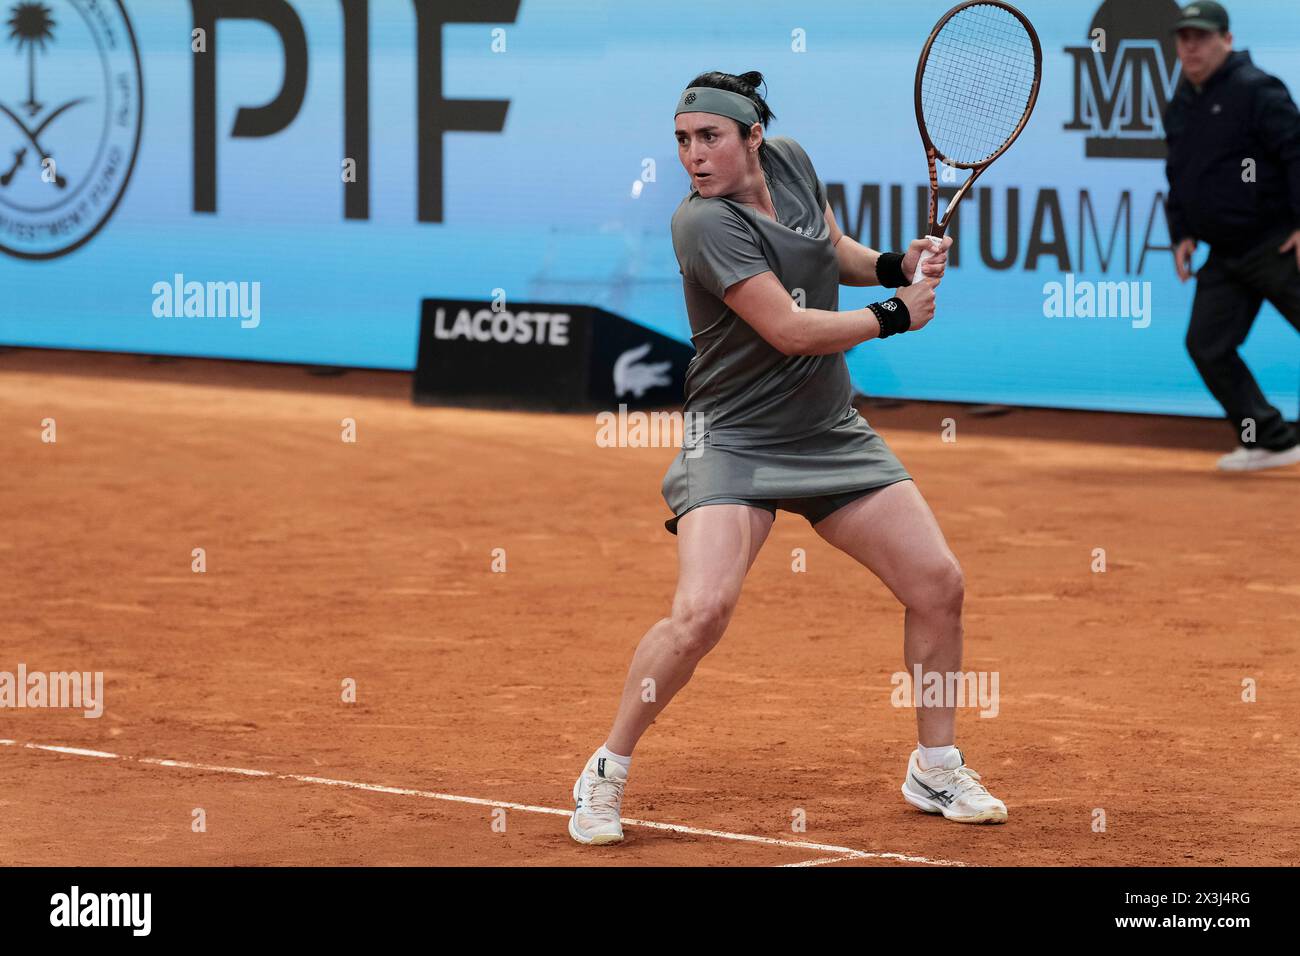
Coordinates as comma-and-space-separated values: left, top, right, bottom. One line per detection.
868, 297, 911, 338
875, 252, 911, 289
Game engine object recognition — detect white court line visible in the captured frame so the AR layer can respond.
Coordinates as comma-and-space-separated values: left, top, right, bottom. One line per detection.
781, 849, 972, 868
782, 855, 867, 868
0, 739, 968, 867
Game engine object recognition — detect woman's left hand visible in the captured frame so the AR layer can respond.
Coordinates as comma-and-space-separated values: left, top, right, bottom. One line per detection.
900, 236, 954, 286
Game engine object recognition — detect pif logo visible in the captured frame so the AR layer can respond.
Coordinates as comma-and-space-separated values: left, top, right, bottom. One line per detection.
190, 1, 521, 223
1063, 0, 1183, 160
0, 0, 143, 259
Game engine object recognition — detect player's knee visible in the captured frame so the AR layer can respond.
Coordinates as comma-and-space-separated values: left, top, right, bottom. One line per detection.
670, 593, 734, 656
910, 554, 964, 618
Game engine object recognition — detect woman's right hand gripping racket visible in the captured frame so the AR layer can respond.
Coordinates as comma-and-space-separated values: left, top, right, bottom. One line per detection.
911, 1, 1043, 284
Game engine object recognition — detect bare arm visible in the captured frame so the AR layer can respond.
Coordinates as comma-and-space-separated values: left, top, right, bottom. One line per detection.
823, 201, 952, 286
723, 270, 939, 356
723, 271, 881, 355
717, 202, 943, 356
823, 200, 884, 287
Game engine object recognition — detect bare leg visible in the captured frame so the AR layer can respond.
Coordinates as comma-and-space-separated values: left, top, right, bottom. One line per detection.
604, 503, 773, 755
813, 480, 965, 747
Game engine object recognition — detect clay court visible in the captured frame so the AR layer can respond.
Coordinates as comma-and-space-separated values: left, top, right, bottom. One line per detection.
1, 348, 1297, 867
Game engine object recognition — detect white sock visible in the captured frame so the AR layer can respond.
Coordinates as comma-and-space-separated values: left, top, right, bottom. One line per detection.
917, 742, 958, 771
597, 744, 632, 771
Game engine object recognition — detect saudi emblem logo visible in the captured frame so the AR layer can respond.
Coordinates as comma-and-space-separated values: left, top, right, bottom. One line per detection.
0, 0, 142, 259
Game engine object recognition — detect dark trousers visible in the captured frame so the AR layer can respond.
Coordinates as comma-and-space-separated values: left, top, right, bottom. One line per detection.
1186, 228, 1300, 450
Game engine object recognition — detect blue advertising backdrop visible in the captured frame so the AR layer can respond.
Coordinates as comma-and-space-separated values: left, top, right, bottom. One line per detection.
1, 0, 1298, 418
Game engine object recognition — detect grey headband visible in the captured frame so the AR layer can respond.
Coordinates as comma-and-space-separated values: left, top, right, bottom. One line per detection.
674, 87, 760, 127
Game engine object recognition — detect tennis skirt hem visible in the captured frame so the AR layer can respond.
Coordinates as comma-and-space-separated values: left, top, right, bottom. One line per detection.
660, 414, 911, 535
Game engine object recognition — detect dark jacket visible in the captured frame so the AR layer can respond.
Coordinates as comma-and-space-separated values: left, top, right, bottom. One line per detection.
1164, 50, 1300, 256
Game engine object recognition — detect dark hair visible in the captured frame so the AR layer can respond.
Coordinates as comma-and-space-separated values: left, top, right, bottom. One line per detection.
684, 70, 776, 164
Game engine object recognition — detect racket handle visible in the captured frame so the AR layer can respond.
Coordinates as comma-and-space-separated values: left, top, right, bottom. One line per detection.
911, 236, 943, 285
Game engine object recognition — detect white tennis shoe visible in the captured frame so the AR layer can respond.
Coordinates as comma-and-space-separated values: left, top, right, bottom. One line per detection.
901, 748, 1008, 824
568, 752, 627, 845
1216, 445, 1300, 472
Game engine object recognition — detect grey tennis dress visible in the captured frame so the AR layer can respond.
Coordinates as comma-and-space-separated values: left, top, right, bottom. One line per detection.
662, 135, 910, 535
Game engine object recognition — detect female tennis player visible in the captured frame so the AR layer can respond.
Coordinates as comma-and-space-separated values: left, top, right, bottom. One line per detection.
569, 70, 1007, 845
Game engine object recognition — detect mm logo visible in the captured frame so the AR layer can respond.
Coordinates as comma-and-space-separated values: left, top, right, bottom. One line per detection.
0, 0, 143, 259
1063, 0, 1183, 159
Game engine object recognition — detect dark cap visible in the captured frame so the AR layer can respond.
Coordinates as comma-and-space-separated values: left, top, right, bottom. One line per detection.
1173, 1, 1229, 33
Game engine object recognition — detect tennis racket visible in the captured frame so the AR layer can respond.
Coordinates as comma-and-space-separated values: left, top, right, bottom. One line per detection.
912, 0, 1042, 283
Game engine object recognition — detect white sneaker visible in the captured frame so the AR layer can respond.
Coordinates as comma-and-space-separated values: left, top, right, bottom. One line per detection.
901, 748, 1007, 824
1217, 445, 1300, 472
568, 752, 627, 845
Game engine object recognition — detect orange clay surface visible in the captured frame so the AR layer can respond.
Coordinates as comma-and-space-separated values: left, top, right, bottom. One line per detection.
1, 349, 1297, 866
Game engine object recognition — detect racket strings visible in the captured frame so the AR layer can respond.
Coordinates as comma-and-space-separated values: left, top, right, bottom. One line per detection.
920, 3, 1037, 166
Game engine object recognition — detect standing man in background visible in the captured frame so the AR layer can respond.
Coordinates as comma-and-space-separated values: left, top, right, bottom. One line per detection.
1165, 1, 1300, 471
